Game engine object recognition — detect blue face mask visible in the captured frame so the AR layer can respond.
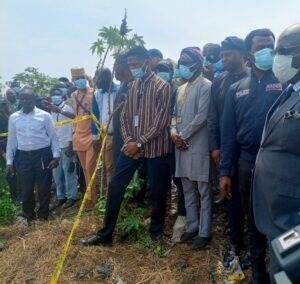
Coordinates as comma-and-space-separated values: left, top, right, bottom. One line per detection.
74, 78, 87, 90
173, 68, 182, 79
213, 60, 224, 72
51, 95, 63, 106
157, 72, 171, 82
203, 57, 211, 67
179, 64, 195, 80
254, 48, 274, 71
130, 67, 145, 80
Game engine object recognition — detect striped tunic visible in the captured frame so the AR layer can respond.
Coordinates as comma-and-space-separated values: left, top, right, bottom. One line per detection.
120, 71, 172, 158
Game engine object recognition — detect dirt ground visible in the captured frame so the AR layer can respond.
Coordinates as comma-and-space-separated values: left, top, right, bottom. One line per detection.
0, 204, 248, 284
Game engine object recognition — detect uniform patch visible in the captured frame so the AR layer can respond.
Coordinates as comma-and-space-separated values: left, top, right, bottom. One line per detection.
236, 89, 250, 98
265, 83, 282, 92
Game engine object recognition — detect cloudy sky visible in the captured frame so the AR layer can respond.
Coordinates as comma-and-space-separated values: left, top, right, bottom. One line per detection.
1, 0, 299, 82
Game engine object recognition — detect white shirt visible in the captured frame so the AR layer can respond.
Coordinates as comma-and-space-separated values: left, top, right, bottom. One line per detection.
51, 102, 74, 149
6, 107, 60, 165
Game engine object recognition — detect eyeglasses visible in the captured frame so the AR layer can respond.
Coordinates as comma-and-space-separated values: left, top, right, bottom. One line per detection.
274, 44, 300, 56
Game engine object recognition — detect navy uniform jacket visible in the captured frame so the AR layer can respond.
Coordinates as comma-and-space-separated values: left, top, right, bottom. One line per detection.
253, 84, 300, 240
220, 70, 282, 176
207, 68, 250, 151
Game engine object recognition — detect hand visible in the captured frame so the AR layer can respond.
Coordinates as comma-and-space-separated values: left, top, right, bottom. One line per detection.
219, 176, 232, 200
171, 133, 185, 149
65, 144, 74, 157
93, 140, 100, 152
47, 158, 60, 169
211, 149, 221, 166
122, 142, 140, 158
6, 165, 15, 176
49, 104, 61, 113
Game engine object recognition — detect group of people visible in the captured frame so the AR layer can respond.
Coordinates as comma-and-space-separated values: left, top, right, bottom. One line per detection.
1, 23, 300, 284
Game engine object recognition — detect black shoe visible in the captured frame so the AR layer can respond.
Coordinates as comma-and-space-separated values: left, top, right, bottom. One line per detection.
79, 234, 112, 246
150, 233, 162, 243
180, 232, 198, 243
62, 199, 77, 209
240, 251, 251, 270
50, 198, 67, 210
192, 236, 211, 251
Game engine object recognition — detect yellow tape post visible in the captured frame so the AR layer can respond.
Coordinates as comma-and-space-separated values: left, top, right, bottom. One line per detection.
50, 116, 105, 284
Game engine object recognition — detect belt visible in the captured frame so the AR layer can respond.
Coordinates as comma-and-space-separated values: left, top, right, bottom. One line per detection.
17, 146, 51, 155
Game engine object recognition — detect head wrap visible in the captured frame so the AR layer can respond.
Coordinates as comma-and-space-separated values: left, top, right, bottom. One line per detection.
180, 47, 203, 64
221, 36, 246, 52
71, 67, 86, 79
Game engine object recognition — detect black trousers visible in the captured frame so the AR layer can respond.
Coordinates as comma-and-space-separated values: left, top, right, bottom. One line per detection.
16, 147, 53, 220
226, 173, 245, 252
98, 152, 171, 238
6, 171, 21, 203
238, 158, 267, 272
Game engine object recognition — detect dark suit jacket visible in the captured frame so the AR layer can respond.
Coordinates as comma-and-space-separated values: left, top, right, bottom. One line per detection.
253, 85, 300, 241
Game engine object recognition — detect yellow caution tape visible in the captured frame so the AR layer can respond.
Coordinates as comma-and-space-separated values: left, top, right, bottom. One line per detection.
54, 115, 92, 127
0, 132, 8, 138
50, 118, 105, 284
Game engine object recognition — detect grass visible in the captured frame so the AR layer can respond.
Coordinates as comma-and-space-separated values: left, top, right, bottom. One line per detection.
0, 158, 17, 226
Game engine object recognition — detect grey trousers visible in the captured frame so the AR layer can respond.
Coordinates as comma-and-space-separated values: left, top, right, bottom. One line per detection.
181, 178, 212, 238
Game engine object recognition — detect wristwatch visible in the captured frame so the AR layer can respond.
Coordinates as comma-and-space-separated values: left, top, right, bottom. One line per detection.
136, 142, 142, 149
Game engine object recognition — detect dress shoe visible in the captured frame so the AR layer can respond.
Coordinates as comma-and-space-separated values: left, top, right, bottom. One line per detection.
180, 232, 198, 243
192, 236, 211, 251
79, 234, 112, 246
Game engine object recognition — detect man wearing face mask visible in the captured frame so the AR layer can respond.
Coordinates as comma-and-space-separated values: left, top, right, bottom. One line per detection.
220, 29, 282, 284
80, 46, 171, 245
202, 43, 223, 81
6, 86, 60, 222
92, 68, 118, 186
207, 36, 250, 263
71, 67, 97, 203
49, 88, 78, 210
148, 48, 163, 70
171, 47, 212, 250
252, 24, 300, 283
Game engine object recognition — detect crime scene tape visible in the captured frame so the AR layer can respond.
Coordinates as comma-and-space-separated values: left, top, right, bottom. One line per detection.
0, 114, 98, 138
50, 132, 106, 284
50, 112, 104, 283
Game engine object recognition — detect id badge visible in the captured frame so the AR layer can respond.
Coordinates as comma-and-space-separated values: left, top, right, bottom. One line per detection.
134, 115, 139, 127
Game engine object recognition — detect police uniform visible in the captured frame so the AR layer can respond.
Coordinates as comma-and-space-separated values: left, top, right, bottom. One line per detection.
220, 70, 282, 275
207, 68, 250, 253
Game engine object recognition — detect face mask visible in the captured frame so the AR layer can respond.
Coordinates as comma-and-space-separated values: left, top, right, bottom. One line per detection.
272, 54, 299, 83
203, 57, 211, 67
179, 64, 195, 80
74, 78, 87, 90
51, 95, 63, 106
173, 68, 182, 79
130, 67, 145, 79
254, 48, 274, 71
157, 72, 171, 82
213, 60, 224, 72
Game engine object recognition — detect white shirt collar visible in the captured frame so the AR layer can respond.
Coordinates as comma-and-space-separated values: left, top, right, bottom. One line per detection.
21, 106, 37, 115
293, 80, 300, 92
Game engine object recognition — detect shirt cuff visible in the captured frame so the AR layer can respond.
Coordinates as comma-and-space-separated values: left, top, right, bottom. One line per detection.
53, 150, 61, 159
123, 136, 133, 144
6, 159, 13, 166
138, 135, 148, 144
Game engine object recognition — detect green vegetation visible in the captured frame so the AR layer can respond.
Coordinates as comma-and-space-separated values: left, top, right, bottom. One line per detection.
12, 67, 58, 97
0, 159, 17, 226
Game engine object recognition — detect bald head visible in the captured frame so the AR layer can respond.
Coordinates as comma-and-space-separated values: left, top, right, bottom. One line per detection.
277, 24, 300, 49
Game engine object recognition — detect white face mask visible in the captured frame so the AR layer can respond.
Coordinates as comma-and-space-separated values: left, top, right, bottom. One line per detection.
272, 54, 299, 83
